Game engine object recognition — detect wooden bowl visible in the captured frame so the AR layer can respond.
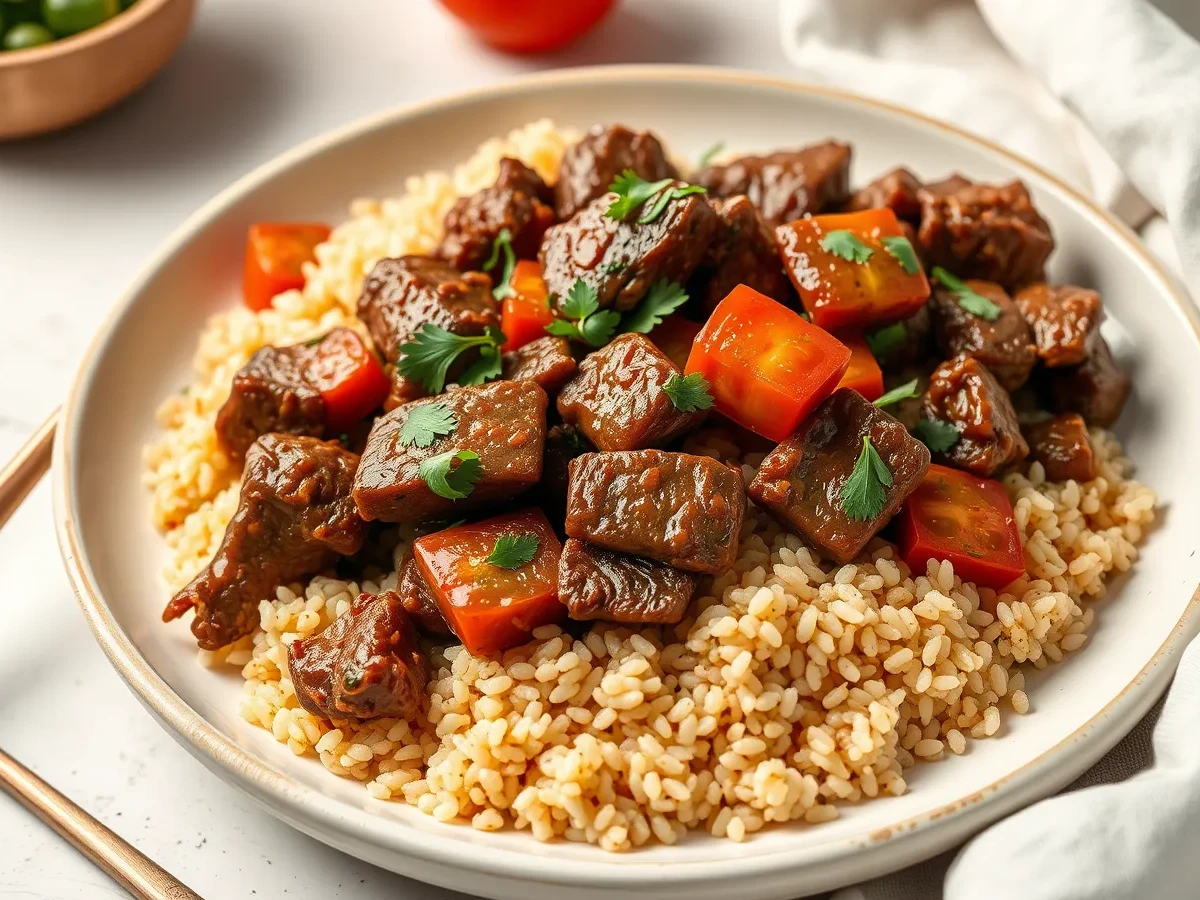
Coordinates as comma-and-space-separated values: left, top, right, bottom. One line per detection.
0, 0, 196, 140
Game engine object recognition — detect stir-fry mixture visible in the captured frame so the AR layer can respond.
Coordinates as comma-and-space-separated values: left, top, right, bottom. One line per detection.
150, 122, 1153, 848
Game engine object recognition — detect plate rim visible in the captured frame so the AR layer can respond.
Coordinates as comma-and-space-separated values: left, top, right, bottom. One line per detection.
50, 64, 1200, 891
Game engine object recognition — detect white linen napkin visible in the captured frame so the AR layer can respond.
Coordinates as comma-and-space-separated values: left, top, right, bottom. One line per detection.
777, 1, 1200, 897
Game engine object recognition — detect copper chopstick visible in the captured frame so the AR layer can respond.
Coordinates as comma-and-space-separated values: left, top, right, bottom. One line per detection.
0, 409, 205, 900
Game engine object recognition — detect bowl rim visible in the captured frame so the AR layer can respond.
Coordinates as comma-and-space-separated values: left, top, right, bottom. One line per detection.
0, 0, 176, 67
50, 64, 1200, 890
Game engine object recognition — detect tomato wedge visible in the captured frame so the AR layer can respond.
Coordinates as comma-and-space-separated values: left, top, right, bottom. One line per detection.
835, 333, 884, 401
242, 223, 330, 312
306, 329, 391, 433
895, 464, 1025, 593
413, 508, 564, 655
648, 314, 703, 371
776, 208, 930, 331
501, 260, 556, 351
685, 285, 850, 442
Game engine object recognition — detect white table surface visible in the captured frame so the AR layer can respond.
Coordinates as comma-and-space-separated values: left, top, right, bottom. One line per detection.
0, 0, 792, 896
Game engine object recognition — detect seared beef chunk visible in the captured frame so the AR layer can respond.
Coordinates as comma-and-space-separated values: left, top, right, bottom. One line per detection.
164, 435, 367, 650
1014, 283, 1102, 368
354, 380, 547, 522
922, 357, 1028, 476
930, 280, 1037, 391
557, 334, 706, 451
555, 124, 678, 220
540, 185, 718, 313
1044, 335, 1130, 427
844, 167, 923, 221
695, 140, 851, 228
1023, 414, 1097, 482
397, 554, 452, 635
287, 591, 426, 721
537, 424, 594, 524
565, 450, 745, 574
356, 256, 499, 365
869, 306, 933, 373
383, 366, 428, 412
559, 539, 698, 624
689, 195, 794, 315
748, 389, 930, 564
917, 179, 1053, 290
439, 158, 556, 271
501, 335, 577, 396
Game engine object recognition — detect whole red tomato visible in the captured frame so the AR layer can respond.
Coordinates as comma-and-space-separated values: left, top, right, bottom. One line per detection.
437, 0, 618, 54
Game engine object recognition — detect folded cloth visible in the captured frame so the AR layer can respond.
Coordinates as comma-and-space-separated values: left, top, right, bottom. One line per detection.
778, 1, 1200, 897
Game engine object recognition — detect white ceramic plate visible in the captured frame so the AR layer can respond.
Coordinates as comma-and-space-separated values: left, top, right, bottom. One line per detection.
53, 66, 1200, 900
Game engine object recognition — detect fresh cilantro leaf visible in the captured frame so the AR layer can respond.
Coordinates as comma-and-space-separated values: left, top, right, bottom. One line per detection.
622, 280, 689, 334
637, 184, 706, 225
303, 332, 329, 347
561, 279, 600, 320
399, 403, 457, 449
606, 170, 674, 221
662, 372, 714, 412
932, 267, 1001, 321
485, 533, 540, 570
913, 418, 962, 453
547, 279, 617, 348
602, 260, 628, 275
396, 325, 506, 394
343, 673, 362, 690
697, 141, 725, 168
482, 228, 516, 301
873, 378, 921, 409
418, 449, 482, 500
580, 310, 621, 348
882, 235, 921, 274
820, 230, 874, 264
457, 346, 503, 386
865, 322, 907, 358
841, 436, 893, 521
544, 318, 582, 340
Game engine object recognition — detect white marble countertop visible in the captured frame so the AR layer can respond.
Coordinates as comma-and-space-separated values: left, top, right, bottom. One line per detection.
0, 0, 790, 896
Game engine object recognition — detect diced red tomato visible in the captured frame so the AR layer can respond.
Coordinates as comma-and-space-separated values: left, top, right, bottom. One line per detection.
648, 314, 703, 370
776, 208, 930, 331
895, 464, 1025, 594
413, 508, 564, 655
501, 260, 556, 351
242, 223, 330, 312
306, 329, 391, 433
835, 333, 885, 401
684, 285, 851, 442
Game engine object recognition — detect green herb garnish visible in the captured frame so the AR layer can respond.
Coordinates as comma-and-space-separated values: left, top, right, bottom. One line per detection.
865, 323, 907, 358
841, 436, 893, 521
873, 379, 921, 409
303, 332, 329, 347
697, 141, 725, 168
932, 267, 1001, 321
418, 449, 482, 500
485, 533, 540, 570
343, 673, 363, 690
662, 372, 713, 412
399, 403, 457, 449
545, 280, 621, 348
882, 235, 921, 274
622, 280, 689, 335
397, 324, 506, 394
913, 418, 961, 453
482, 228, 516, 301
820, 230, 874, 264
606, 170, 707, 224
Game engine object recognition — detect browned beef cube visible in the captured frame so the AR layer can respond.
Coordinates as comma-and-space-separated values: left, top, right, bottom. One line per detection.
868, 306, 933, 373
1014, 283, 1103, 368
557, 334, 706, 451
383, 366, 427, 413
559, 539, 699, 624
688, 195, 795, 315
287, 591, 426, 721
439, 158, 557, 272
356, 256, 499, 364
501, 335, 577, 396
537, 424, 594, 525
922, 357, 1028, 476
844, 167, 923, 221
540, 186, 717, 313
748, 389, 930, 565
565, 450, 745, 574
930, 280, 1037, 390
163, 435, 367, 650
396, 555, 452, 636
1022, 414, 1097, 482
555, 124, 678, 220
353, 380, 547, 522
917, 179, 1054, 290
695, 140, 852, 228
1043, 335, 1130, 427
